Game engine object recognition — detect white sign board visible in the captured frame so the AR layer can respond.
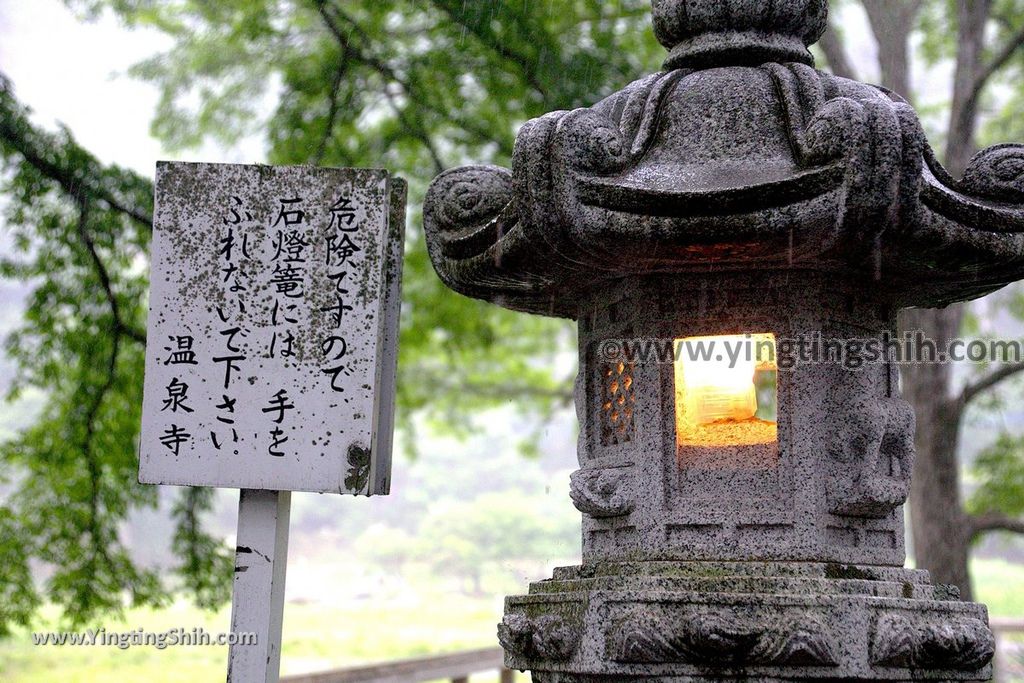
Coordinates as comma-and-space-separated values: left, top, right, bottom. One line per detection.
140, 162, 404, 495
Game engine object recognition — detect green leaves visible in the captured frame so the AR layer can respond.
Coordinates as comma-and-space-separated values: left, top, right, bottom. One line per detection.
0, 508, 40, 636
0, 78, 225, 628
64, 0, 664, 445
410, 492, 577, 592
968, 433, 1024, 521
0, 0, 653, 630
171, 488, 233, 610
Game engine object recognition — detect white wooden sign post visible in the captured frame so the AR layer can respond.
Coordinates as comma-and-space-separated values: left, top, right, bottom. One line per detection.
139, 162, 405, 682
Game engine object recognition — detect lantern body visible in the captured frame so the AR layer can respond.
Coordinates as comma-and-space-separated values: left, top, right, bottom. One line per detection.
572, 273, 909, 568
420, 0, 1024, 679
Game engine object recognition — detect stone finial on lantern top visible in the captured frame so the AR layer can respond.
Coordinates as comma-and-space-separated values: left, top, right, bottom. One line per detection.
651, 0, 829, 68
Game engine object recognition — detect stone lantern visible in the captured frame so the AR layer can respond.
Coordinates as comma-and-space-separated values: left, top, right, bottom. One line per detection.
423, 1, 1024, 680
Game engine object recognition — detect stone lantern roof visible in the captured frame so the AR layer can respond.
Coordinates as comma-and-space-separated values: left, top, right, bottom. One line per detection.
424, 0, 1024, 318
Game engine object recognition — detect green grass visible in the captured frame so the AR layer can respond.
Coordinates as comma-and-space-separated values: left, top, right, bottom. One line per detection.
972, 557, 1024, 617
2, 560, 1022, 682
0, 591, 523, 682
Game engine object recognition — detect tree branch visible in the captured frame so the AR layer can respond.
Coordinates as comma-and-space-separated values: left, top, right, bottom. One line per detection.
965, 22, 1024, 116
960, 361, 1024, 406
74, 196, 147, 345
461, 381, 574, 406
861, 0, 921, 97
315, 2, 405, 96
425, 0, 549, 98
313, 0, 514, 158
1, 76, 153, 229
310, 9, 446, 173
316, 1, 450, 165
969, 511, 1024, 540
382, 87, 445, 175
0, 129, 151, 229
314, 62, 347, 165
77, 201, 121, 579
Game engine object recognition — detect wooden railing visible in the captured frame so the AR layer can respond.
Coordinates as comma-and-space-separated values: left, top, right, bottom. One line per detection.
281, 647, 514, 683
284, 621, 1024, 683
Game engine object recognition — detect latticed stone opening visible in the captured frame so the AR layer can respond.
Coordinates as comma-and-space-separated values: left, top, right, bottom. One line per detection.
599, 361, 636, 446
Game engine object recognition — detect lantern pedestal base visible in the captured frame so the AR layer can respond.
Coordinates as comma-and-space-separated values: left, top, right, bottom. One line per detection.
499, 562, 995, 681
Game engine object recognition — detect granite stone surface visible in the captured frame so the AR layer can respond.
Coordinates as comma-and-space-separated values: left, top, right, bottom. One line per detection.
422, 0, 1014, 680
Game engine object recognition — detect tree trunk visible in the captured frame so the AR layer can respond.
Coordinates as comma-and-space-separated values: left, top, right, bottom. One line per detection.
470, 570, 484, 597
862, 0, 989, 598
899, 307, 974, 599
861, 0, 917, 99
898, 0, 989, 600
946, 0, 990, 177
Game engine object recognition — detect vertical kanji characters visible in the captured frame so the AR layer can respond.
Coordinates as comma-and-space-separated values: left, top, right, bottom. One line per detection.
268, 197, 309, 358
262, 389, 295, 457
161, 377, 194, 413
320, 194, 361, 391
160, 424, 191, 456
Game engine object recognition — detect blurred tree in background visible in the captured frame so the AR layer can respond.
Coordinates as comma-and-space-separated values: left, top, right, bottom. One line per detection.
412, 493, 578, 595
820, 0, 1024, 600
2, 0, 1024, 630
0, 78, 231, 633
0, 0, 660, 631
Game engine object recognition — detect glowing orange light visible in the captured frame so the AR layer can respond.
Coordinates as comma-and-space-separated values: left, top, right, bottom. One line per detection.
675, 333, 777, 448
